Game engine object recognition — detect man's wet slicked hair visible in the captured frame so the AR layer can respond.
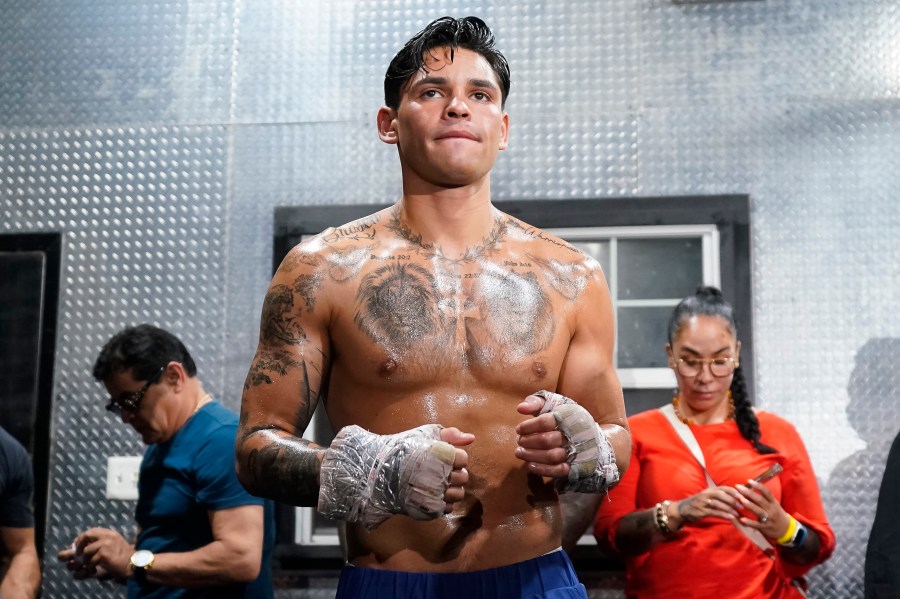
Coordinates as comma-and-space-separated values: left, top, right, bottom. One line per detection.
384, 16, 511, 110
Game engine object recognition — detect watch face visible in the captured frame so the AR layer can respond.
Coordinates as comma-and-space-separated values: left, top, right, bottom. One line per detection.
131, 549, 154, 569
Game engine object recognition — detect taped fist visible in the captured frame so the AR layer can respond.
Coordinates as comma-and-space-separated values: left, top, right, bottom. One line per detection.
533, 390, 619, 494
317, 424, 470, 530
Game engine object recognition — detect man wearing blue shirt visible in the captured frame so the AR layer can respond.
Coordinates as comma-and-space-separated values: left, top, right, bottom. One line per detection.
0, 426, 41, 599
58, 324, 274, 599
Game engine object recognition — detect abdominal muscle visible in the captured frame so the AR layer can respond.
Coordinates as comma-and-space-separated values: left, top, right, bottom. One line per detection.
325, 339, 568, 571
339, 417, 563, 572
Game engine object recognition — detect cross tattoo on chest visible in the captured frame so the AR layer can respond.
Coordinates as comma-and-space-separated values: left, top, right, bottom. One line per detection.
439, 286, 484, 347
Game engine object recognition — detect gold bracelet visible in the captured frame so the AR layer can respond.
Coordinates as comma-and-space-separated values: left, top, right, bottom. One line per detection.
776, 516, 798, 545
655, 500, 675, 536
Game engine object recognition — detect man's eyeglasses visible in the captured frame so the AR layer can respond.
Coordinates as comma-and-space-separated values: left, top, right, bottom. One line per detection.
105, 366, 165, 414
672, 357, 738, 378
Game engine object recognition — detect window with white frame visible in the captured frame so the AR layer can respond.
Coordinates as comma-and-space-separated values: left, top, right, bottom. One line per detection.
552, 225, 720, 391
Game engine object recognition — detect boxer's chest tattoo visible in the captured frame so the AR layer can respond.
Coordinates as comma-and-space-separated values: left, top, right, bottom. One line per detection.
354, 262, 443, 348
385, 209, 508, 265
353, 261, 556, 359
470, 268, 555, 358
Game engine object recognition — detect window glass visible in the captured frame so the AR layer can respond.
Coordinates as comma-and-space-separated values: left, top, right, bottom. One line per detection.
616, 306, 673, 368
617, 238, 702, 299
572, 240, 610, 283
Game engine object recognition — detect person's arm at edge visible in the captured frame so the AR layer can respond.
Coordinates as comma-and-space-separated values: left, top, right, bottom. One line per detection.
0, 526, 40, 599
235, 244, 331, 506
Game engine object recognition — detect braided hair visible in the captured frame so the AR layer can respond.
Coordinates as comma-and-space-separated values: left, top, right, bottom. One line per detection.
668, 286, 777, 455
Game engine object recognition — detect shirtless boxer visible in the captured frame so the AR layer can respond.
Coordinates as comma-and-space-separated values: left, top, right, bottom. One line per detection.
236, 16, 630, 598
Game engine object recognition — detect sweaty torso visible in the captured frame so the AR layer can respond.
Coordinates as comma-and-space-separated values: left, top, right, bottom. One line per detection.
289, 206, 599, 571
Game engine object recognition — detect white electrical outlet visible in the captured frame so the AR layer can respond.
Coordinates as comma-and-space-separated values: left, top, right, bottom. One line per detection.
106, 456, 142, 500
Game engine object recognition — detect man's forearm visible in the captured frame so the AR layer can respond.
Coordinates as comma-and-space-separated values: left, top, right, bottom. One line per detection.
237, 427, 323, 506
601, 422, 631, 478
560, 493, 603, 554
0, 550, 41, 599
142, 541, 260, 588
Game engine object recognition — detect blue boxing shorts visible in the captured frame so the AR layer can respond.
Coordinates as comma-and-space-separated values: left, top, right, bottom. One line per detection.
335, 548, 588, 598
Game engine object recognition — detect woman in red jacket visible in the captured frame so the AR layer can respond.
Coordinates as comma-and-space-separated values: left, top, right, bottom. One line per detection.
594, 286, 834, 598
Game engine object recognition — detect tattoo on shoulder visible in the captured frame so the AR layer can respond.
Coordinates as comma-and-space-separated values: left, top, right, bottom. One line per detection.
260, 284, 307, 345
526, 252, 589, 300
324, 245, 372, 282
293, 272, 323, 311
322, 215, 381, 244
281, 243, 370, 286
281, 250, 320, 274
506, 220, 581, 254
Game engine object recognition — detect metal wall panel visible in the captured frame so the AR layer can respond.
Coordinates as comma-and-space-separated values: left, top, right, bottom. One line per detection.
0, 0, 233, 127
1, 0, 897, 597
0, 126, 228, 597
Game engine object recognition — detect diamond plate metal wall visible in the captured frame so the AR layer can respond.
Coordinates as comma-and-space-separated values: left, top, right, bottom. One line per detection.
0, 126, 228, 597
1, 0, 898, 597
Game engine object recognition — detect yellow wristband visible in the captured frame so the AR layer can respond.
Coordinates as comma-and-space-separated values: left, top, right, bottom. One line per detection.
776, 516, 798, 545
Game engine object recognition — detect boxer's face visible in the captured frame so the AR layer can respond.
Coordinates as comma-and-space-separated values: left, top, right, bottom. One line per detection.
378, 47, 509, 189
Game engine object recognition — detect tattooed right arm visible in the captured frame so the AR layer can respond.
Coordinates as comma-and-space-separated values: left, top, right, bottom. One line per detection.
236, 246, 331, 506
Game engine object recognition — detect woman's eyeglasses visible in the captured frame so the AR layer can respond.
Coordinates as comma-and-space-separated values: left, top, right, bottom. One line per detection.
105, 366, 166, 414
672, 357, 737, 378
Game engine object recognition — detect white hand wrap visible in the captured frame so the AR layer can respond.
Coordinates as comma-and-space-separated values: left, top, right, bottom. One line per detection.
534, 390, 619, 494
317, 424, 456, 530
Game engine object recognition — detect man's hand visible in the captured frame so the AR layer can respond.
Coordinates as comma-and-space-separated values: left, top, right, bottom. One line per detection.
57, 528, 133, 582
515, 394, 570, 478
318, 424, 474, 529
439, 427, 474, 509
515, 390, 619, 493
